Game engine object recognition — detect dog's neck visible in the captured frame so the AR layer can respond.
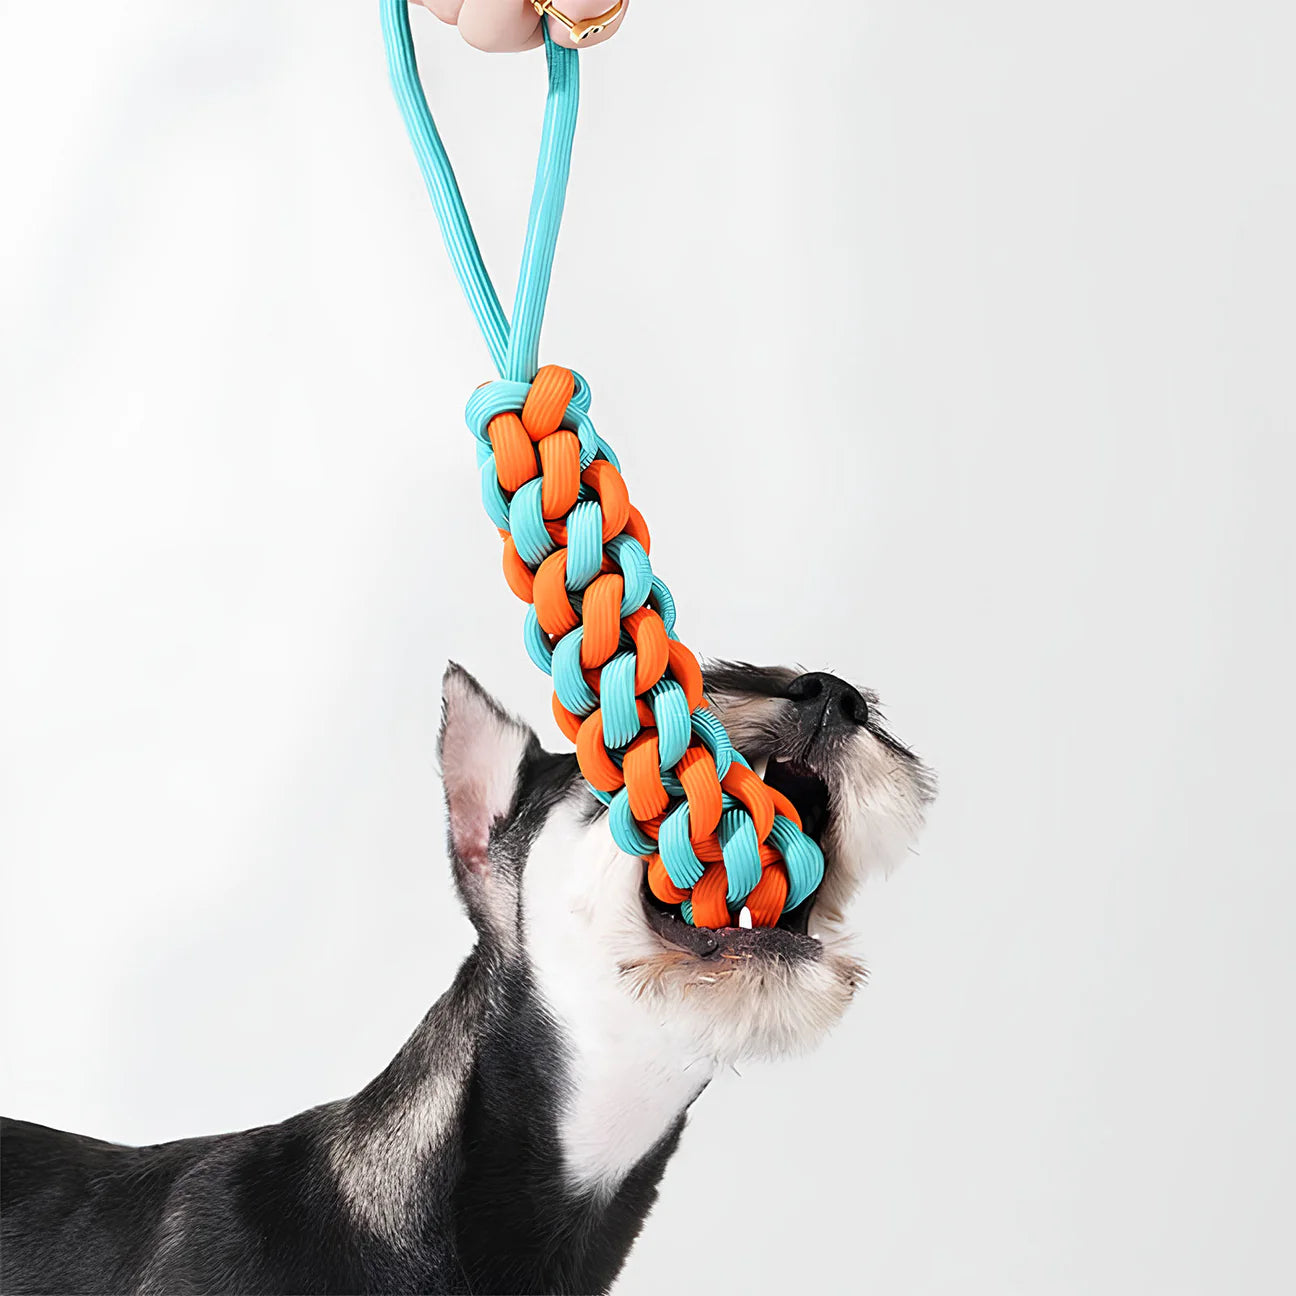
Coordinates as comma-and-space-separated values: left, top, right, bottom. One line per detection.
332, 944, 713, 1293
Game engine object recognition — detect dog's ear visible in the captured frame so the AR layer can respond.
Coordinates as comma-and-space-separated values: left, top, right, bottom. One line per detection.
437, 664, 536, 933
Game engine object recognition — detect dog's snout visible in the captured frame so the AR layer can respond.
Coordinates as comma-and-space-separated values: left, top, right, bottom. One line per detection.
784, 672, 869, 733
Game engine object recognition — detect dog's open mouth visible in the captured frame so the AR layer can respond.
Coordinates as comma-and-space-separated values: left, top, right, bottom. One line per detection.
640, 754, 833, 960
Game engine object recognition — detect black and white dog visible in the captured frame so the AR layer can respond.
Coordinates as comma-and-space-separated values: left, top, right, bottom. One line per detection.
1, 662, 932, 1295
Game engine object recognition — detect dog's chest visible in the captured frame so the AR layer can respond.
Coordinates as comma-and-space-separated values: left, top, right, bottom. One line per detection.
551, 980, 714, 1193
521, 817, 717, 1194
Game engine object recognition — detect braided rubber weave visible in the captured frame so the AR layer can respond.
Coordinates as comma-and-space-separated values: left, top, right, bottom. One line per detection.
381, 2, 823, 926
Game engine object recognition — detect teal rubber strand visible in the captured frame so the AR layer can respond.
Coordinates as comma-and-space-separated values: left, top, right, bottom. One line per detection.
379, 0, 576, 381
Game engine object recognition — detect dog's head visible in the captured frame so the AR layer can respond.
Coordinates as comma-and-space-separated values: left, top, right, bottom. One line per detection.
438, 662, 933, 1063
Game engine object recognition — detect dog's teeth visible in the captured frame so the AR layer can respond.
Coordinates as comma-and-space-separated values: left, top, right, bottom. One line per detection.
753, 757, 768, 780
738, 907, 753, 929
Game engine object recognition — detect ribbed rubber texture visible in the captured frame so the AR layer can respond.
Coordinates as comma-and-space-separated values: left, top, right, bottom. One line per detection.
380, 3, 824, 926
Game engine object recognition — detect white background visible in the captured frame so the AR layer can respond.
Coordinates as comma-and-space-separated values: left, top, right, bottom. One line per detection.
2, 3, 1294, 1292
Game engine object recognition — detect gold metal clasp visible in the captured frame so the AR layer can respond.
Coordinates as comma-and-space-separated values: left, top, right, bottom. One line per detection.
531, 0, 624, 43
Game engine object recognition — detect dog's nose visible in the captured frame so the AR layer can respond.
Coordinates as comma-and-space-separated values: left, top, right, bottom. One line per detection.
784, 671, 869, 734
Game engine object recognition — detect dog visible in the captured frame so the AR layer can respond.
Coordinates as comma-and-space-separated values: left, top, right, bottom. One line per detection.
1, 661, 933, 1295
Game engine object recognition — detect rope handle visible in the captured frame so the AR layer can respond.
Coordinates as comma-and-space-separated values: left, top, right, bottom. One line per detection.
380, 2, 824, 927
380, 0, 574, 382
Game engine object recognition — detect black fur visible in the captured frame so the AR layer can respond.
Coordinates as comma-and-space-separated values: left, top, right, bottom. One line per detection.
702, 660, 799, 699
447, 958, 687, 1295
705, 658, 922, 764
1, 949, 686, 1296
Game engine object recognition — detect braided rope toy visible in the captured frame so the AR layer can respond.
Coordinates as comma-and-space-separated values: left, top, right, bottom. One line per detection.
381, 2, 823, 928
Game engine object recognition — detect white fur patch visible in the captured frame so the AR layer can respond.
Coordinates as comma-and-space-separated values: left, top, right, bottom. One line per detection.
522, 804, 717, 1197
809, 726, 935, 938
327, 983, 483, 1243
135, 1199, 192, 1294
329, 1067, 466, 1241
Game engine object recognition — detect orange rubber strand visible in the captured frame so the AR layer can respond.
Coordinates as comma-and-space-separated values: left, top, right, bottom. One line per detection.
766, 786, 804, 831
743, 863, 789, 929
533, 551, 579, 636
690, 863, 732, 929
521, 364, 575, 440
580, 573, 624, 667
623, 733, 670, 821
647, 855, 691, 906
488, 413, 537, 492
582, 460, 631, 541
676, 746, 723, 843
666, 640, 704, 711
721, 762, 776, 842
553, 696, 582, 743
538, 431, 581, 519
501, 534, 535, 602
575, 711, 624, 792
624, 607, 670, 693
623, 505, 651, 553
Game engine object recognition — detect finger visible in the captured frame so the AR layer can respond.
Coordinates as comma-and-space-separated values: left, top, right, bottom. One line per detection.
416, 0, 465, 24
456, 0, 544, 53
545, 0, 628, 50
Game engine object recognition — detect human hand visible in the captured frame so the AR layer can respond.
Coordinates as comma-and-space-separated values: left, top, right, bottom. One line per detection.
414, 1, 627, 52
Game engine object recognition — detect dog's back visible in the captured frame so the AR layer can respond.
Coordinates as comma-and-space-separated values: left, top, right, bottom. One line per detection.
0, 1112, 412, 1295
1, 1117, 204, 1293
